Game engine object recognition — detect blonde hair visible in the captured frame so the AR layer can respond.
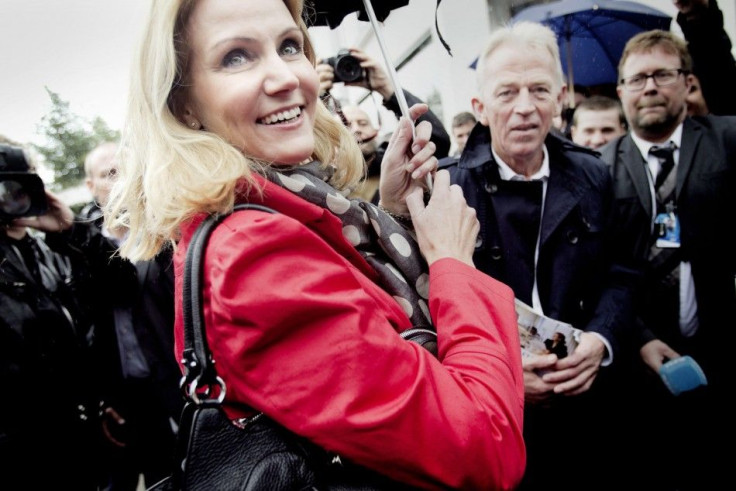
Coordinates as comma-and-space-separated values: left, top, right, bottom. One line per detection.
107, 0, 363, 261
476, 21, 564, 94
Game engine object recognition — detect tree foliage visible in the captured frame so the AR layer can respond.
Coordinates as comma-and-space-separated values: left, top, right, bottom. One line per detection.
32, 88, 120, 190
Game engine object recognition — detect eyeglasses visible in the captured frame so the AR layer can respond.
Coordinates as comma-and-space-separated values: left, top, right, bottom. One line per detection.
620, 69, 687, 92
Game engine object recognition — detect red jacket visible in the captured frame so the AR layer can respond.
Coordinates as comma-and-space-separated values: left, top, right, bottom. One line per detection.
173, 175, 526, 490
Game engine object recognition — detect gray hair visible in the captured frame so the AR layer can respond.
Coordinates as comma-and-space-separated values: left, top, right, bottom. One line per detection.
475, 21, 564, 93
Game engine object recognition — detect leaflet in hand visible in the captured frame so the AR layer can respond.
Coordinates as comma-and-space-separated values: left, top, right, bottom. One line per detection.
515, 299, 582, 359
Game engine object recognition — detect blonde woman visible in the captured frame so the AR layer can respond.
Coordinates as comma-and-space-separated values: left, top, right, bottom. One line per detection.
107, 0, 526, 488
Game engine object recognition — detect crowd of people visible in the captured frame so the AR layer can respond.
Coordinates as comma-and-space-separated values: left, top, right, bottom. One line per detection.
1, 0, 734, 489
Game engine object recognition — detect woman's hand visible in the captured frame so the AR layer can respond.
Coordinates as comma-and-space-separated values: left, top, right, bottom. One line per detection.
406, 170, 478, 267
378, 104, 437, 216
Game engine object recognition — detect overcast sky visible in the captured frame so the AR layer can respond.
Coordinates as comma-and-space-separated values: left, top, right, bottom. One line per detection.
0, 0, 149, 145
0, 0, 350, 148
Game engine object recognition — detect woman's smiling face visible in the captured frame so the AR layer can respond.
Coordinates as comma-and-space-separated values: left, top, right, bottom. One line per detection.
181, 0, 319, 164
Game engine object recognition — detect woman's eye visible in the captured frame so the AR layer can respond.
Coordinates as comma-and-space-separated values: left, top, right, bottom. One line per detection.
222, 49, 250, 68
280, 39, 303, 56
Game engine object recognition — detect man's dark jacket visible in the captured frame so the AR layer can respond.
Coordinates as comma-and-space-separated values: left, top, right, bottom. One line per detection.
49, 206, 183, 420
0, 231, 100, 488
599, 115, 736, 385
440, 123, 639, 356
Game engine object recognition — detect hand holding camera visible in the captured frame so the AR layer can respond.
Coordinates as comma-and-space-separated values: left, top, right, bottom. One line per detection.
317, 48, 394, 100
1, 144, 48, 224
13, 189, 74, 233
1, 143, 73, 233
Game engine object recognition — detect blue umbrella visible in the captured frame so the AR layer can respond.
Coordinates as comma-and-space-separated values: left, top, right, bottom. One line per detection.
512, 0, 672, 90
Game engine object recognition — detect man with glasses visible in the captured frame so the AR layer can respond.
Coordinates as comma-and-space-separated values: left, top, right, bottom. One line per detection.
600, 29, 736, 490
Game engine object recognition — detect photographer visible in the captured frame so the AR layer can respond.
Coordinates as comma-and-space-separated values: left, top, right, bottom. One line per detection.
317, 48, 450, 202
73, 142, 182, 491
0, 141, 101, 489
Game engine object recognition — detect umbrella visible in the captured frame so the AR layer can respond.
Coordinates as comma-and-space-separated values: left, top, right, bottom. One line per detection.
305, 0, 409, 29
512, 0, 672, 95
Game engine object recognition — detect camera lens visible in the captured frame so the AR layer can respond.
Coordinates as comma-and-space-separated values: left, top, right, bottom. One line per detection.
0, 180, 32, 215
335, 55, 364, 83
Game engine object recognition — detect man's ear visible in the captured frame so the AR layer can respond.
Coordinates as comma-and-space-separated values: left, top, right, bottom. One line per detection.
471, 97, 489, 126
684, 72, 694, 94
556, 84, 568, 117
569, 125, 578, 141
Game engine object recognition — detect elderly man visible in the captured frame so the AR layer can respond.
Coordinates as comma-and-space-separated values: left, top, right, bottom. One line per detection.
570, 95, 627, 150
439, 21, 638, 490
600, 29, 736, 490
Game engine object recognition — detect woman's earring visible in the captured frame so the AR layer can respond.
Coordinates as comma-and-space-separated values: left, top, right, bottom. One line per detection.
190, 122, 197, 128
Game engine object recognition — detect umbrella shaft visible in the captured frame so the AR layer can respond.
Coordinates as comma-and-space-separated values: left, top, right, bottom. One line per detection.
361, 0, 432, 193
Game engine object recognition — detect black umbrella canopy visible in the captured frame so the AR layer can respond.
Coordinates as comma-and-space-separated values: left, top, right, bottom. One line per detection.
304, 0, 410, 28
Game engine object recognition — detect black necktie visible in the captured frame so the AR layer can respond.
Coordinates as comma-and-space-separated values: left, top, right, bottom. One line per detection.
647, 142, 681, 333
649, 143, 677, 203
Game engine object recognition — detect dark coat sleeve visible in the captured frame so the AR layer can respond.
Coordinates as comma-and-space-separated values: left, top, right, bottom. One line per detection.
383, 89, 451, 159
678, 0, 736, 115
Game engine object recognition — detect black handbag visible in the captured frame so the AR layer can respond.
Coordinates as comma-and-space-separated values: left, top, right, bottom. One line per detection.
149, 204, 418, 491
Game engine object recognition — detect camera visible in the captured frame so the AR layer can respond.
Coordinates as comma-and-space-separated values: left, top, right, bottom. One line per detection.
324, 49, 365, 84
0, 144, 48, 222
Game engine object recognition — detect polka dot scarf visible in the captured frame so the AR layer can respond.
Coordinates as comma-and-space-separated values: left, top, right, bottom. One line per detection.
266, 162, 434, 331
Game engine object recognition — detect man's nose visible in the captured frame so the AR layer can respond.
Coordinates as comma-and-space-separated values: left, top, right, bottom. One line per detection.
349, 122, 362, 135
642, 75, 659, 93
514, 89, 535, 114
591, 131, 606, 147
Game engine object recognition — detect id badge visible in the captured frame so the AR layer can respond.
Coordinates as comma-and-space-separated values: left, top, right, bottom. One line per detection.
654, 211, 680, 248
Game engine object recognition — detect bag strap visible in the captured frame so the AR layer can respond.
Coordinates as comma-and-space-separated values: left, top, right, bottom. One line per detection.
180, 203, 278, 404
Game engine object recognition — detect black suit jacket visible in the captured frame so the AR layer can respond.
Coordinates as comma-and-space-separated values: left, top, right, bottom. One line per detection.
600, 116, 736, 384
46, 213, 183, 420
